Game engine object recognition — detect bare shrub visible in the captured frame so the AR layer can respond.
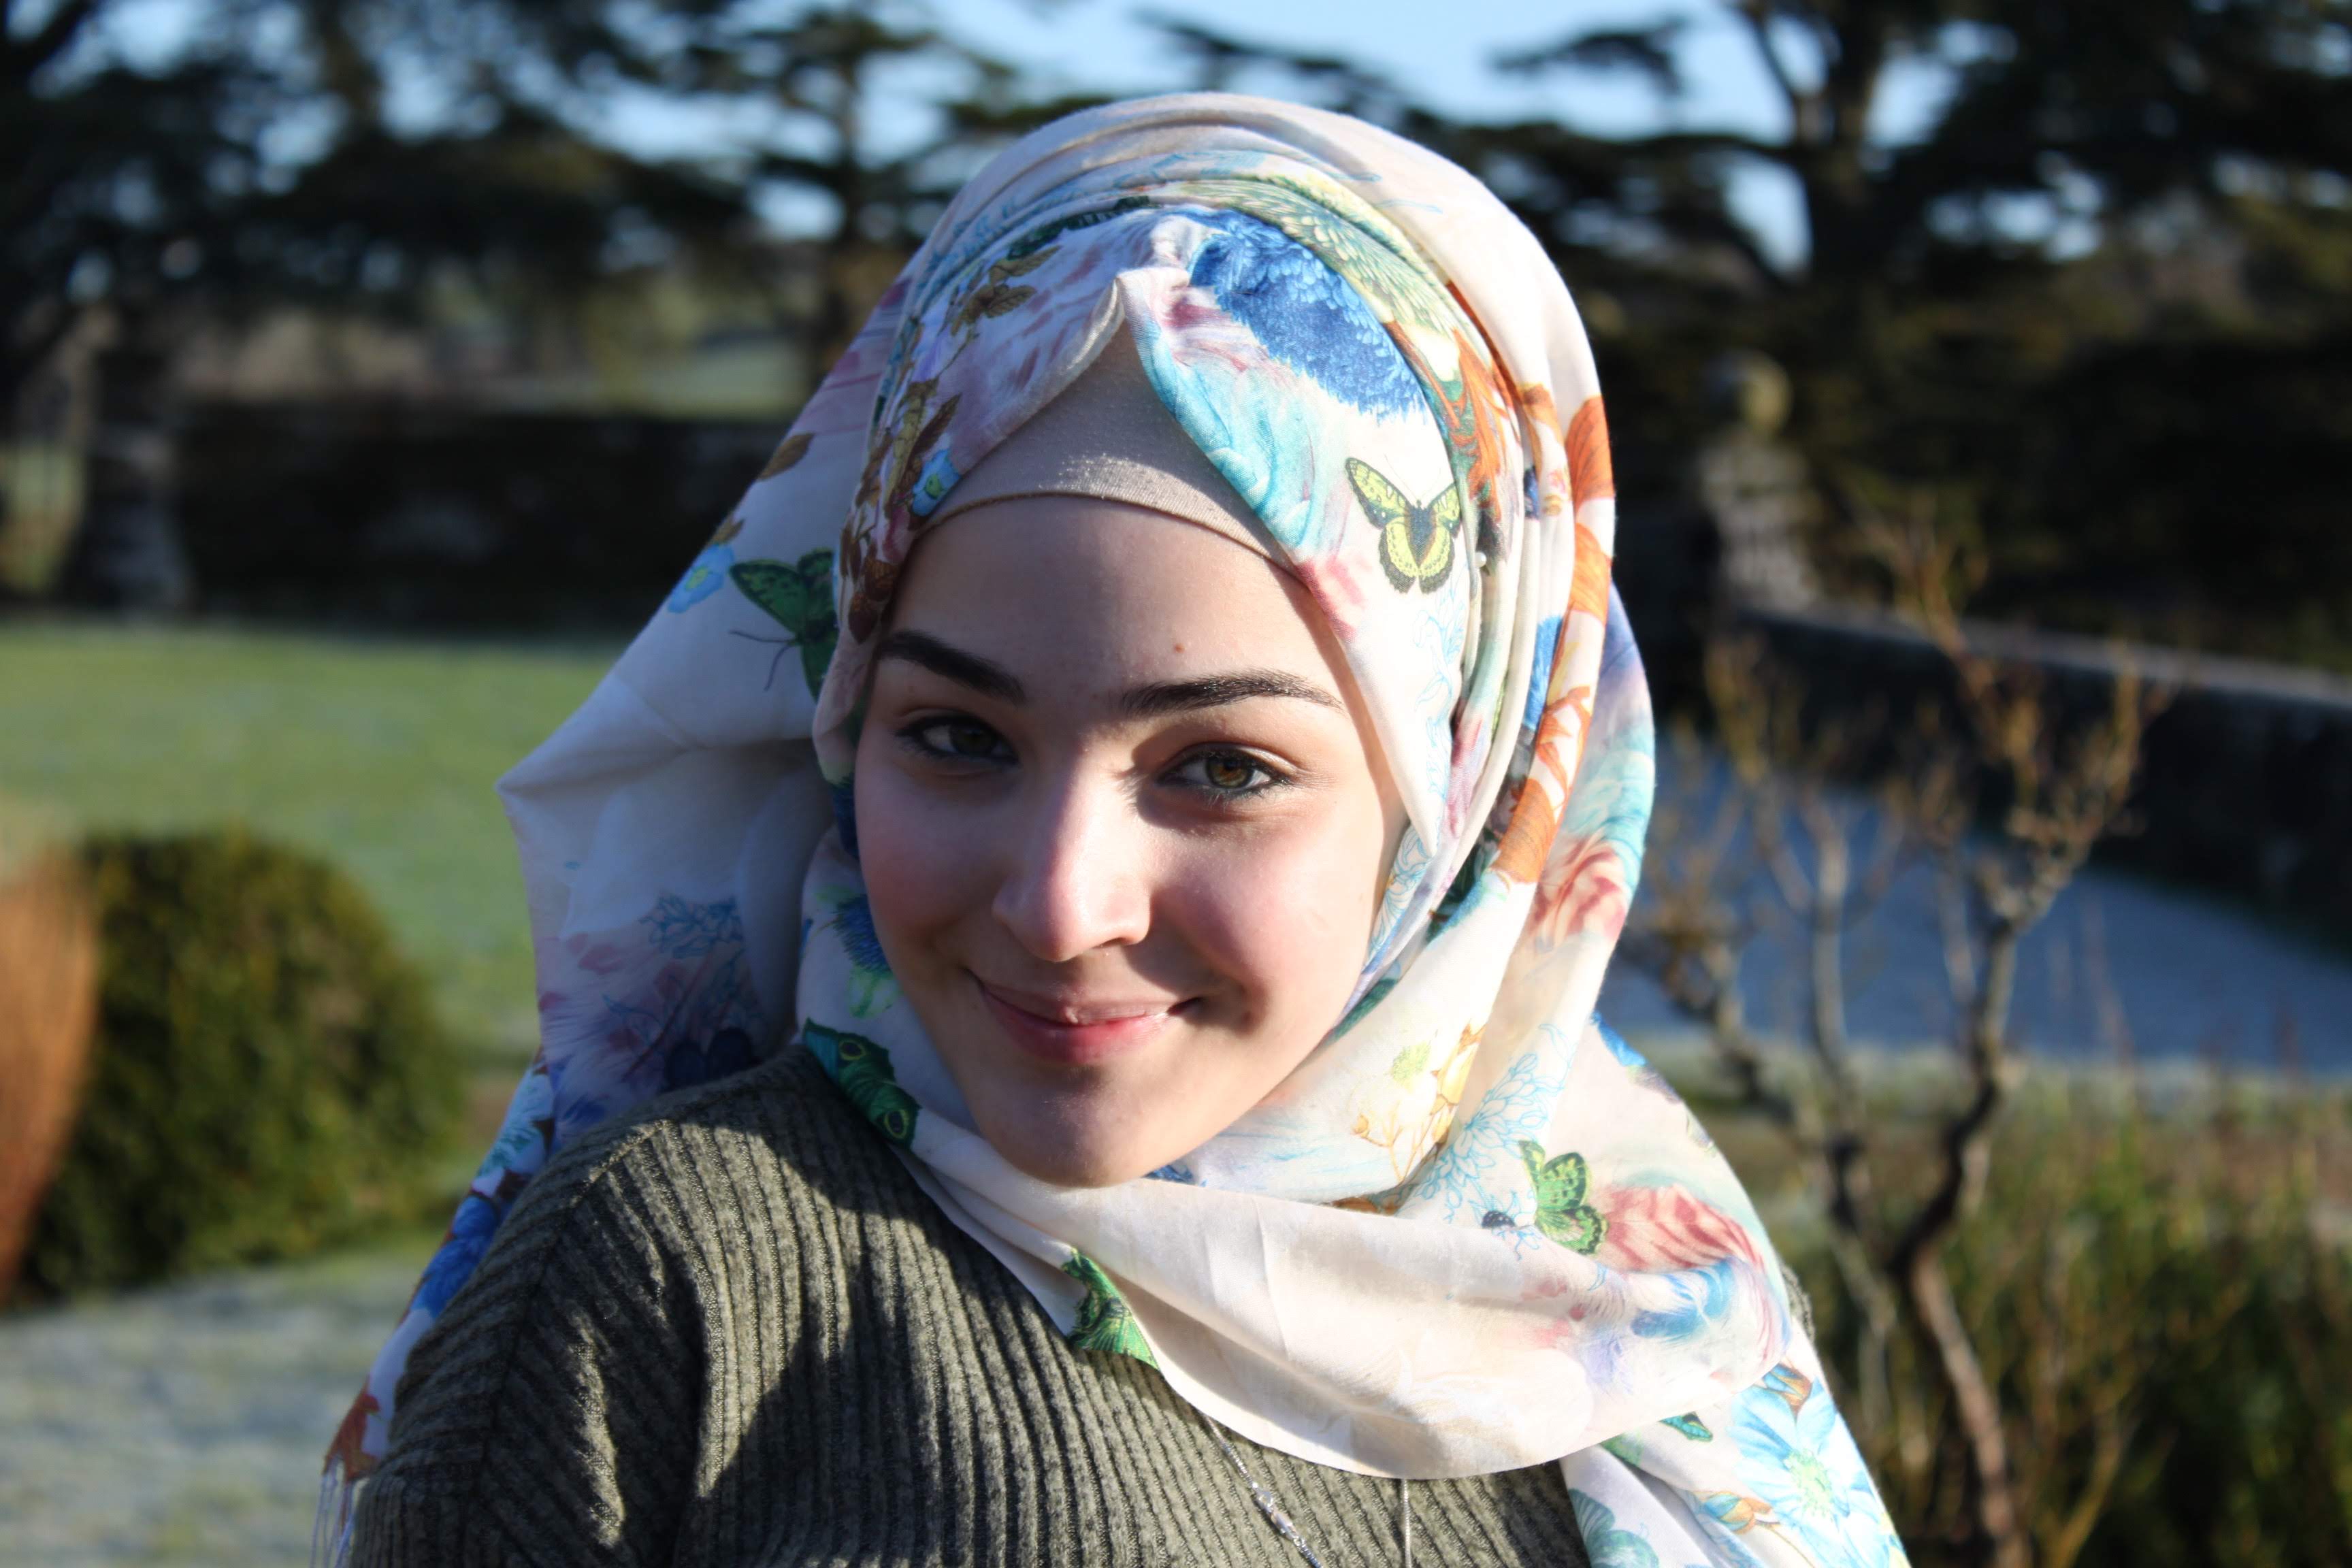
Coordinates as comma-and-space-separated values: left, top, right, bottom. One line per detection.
1627, 488, 2170, 1567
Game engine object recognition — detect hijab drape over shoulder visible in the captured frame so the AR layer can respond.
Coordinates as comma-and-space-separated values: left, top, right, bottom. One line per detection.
325, 94, 1906, 1568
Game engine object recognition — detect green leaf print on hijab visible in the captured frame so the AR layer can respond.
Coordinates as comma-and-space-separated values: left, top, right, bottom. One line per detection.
1062, 1252, 1158, 1367
804, 1022, 919, 1147
1569, 1491, 1662, 1568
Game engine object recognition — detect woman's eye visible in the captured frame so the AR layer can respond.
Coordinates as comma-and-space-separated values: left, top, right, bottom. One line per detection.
905, 719, 1009, 764
1202, 755, 1259, 791
1172, 749, 1284, 797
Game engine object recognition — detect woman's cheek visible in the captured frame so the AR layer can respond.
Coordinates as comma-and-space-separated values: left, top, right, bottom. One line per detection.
854, 767, 983, 958
1176, 817, 1374, 1024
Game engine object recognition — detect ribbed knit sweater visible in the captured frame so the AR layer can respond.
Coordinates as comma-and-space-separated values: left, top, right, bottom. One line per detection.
350, 1048, 1594, 1567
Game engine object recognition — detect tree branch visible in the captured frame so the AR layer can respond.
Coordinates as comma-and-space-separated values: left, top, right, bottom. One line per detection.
0, 305, 79, 421
1495, 22, 1686, 101
10, 0, 99, 79
1731, 0, 1820, 144
1908, 1245, 2028, 1568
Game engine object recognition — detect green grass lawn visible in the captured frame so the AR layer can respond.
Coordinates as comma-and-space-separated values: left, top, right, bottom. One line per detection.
0, 621, 621, 1064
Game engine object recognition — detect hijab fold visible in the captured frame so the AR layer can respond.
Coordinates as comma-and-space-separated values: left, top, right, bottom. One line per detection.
323, 93, 1906, 1568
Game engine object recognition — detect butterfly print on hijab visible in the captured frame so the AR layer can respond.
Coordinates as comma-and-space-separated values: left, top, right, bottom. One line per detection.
1347, 457, 1463, 593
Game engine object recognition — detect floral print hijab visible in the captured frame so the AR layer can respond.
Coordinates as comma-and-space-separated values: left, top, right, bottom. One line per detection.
323, 93, 1905, 1568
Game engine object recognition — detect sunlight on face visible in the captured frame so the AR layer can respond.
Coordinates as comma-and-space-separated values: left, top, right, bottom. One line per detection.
852, 497, 1405, 1187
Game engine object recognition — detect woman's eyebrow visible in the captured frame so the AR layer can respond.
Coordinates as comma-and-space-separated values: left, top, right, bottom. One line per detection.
875, 630, 1026, 702
876, 633, 1338, 717
1119, 671, 1343, 718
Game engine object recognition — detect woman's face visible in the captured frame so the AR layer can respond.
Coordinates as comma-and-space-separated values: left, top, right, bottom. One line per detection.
853, 496, 1405, 1186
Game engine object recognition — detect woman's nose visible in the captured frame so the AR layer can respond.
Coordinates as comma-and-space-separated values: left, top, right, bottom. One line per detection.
991, 774, 1152, 962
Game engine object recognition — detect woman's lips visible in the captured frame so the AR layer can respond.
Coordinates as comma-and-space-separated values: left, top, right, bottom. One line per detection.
974, 978, 1186, 1067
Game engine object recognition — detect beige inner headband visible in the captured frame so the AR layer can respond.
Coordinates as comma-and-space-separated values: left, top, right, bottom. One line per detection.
929, 327, 1274, 557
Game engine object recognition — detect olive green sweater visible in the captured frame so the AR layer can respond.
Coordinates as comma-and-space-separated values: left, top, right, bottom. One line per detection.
350, 1049, 1592, 1567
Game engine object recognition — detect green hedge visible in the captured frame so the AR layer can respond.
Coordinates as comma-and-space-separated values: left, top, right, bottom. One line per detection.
18, 831, 462, 1297
175, 403, 776, 628
1790, 1092, 2352, 1568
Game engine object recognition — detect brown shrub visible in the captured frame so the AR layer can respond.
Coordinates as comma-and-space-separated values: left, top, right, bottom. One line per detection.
0, 849, 99, 1297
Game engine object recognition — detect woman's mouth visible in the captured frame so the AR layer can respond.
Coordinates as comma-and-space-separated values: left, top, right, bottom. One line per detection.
973, 977, 1188, 1067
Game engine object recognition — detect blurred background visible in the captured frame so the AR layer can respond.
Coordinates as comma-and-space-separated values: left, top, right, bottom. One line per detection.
1, 1, 2347, 1563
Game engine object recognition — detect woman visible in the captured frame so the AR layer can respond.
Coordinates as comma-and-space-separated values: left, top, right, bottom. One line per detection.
323, 93, 1904, 1567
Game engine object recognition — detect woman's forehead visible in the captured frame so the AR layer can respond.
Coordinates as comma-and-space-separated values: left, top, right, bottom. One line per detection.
886, 497, 1347, 693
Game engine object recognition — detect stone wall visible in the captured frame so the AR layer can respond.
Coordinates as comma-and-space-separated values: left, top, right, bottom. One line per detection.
1748, 604, 2352, 938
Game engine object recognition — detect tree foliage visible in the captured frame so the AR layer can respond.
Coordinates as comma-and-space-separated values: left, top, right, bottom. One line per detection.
0, 0, 764, 410
1, 0, 1100, 417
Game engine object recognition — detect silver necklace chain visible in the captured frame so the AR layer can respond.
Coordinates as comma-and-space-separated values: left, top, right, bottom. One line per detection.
1196, 1409, 1413, 1568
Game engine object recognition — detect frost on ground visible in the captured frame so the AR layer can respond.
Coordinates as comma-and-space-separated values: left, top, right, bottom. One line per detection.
0, 1237, 431, 1568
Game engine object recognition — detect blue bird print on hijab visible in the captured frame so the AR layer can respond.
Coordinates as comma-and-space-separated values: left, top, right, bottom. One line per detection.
1186, 210, 1424, 419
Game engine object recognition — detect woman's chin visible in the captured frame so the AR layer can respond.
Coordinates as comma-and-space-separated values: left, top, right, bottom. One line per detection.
973, 1100, 1192, 1188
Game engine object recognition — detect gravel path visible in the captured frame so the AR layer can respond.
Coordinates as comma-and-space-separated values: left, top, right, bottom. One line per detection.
0, 1239, 430, 1567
